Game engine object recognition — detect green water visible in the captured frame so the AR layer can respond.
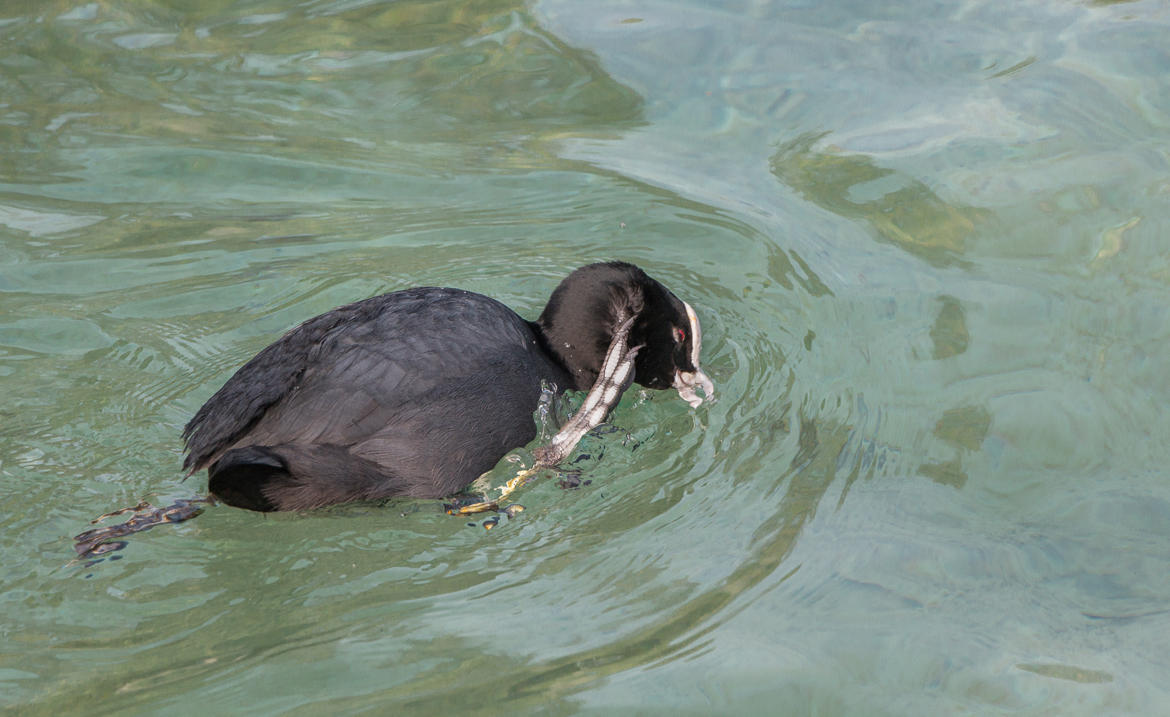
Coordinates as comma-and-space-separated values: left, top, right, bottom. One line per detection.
2, 0, 1169, 714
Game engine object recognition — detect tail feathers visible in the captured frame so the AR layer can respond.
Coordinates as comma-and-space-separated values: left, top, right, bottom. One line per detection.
208, 444, 409, 512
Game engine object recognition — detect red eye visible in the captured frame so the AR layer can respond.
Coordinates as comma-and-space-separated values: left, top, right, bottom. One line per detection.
673, 327, 686, 343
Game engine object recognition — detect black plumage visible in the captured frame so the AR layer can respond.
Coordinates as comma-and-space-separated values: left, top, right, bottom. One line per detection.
182, 262, 713, 512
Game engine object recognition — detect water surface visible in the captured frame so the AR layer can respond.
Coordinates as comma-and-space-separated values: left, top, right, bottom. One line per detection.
2, 0, 1169, 714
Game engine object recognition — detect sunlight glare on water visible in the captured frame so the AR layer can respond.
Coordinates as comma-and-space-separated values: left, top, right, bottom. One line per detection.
1, 0, 1169, 714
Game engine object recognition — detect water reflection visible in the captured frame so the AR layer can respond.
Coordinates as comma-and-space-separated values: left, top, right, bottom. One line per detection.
770, 132, 988, 267
0, 0, 643, 199
918, 404, 991, 489
929, 295, 968, 359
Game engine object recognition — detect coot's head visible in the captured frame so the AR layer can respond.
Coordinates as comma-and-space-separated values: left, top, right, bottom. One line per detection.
536, 262, 714, 406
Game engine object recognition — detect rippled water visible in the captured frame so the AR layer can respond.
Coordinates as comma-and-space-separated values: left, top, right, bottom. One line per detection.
3, 0, 1169, 714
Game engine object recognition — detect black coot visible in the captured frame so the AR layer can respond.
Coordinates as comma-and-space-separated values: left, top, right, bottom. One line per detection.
182, 261, 713, 511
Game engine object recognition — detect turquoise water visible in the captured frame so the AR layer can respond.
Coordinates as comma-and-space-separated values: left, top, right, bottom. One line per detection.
2, 0, 1169, 713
